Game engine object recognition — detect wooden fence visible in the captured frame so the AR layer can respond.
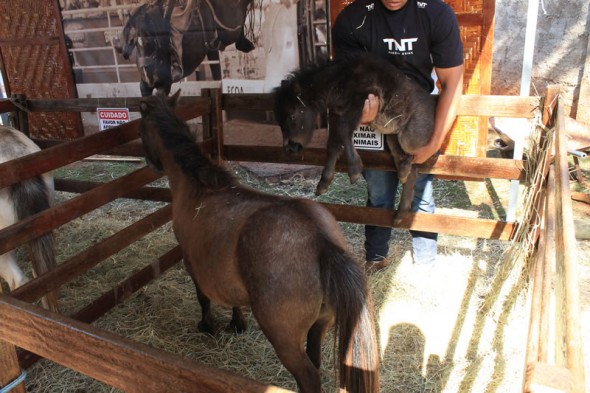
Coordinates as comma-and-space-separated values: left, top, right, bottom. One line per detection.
0, 86, 584, 392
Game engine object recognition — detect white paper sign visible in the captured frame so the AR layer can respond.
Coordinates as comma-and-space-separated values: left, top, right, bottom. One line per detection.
353, 124, 384, 151
97, 108, 130, 131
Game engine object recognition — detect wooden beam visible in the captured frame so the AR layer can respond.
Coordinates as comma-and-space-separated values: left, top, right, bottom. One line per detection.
73, 246, 182, 324
24, 96, 209, 113
458, 95, 540, 118
11, 205, 172, 304
0, 119, 141, 189
0, 101, 204, 189
0, 99, 16, 113
53, 178, 514, 239
54, 179, 172, 202
524, 362, 575, 393
538, 177, 553, 364
571, 192, 590, 205
322, 203, 516, 240
0, 296, 293, 393
19, 246, 184, 369
224, 145, 525, 181
553, 99, 586, 392
0, 167, 161, 256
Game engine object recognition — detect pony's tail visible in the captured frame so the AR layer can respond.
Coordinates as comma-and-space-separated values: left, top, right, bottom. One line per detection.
320, 242, 379, 393
11, 175, 59, 312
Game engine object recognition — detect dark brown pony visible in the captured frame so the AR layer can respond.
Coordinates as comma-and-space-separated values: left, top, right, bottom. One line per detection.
117, 0, 255, 96
138, 91, 379, 393
273, 55, 437, 223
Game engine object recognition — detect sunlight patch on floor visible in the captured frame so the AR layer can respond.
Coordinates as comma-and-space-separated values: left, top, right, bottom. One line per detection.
377, 253, 476, 369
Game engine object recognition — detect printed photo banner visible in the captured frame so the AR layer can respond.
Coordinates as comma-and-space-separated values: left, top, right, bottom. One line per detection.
60, 0, 328, 99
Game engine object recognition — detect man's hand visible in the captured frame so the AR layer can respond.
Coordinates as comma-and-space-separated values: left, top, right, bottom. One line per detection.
361, 94, 380, 124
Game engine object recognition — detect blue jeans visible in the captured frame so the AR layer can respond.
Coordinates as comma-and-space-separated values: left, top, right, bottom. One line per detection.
363, 169, 438, 264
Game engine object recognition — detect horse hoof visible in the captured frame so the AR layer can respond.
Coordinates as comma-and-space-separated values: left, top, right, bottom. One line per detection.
197, 321, 215, 335
315, 181, 330, 195
315, 185, 328, 196
349, 172, 361, 184
226, 320, 247, 334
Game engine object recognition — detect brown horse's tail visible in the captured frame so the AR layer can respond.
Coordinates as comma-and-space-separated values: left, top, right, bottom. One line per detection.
320, 242, 379, 393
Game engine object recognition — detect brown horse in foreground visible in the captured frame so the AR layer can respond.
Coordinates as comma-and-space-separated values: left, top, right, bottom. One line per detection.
138, 91, 379, 393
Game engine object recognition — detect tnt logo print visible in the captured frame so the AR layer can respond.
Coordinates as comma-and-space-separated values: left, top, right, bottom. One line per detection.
383, 38, 418, 54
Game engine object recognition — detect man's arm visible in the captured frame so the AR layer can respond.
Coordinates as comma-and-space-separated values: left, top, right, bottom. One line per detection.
412, 64, 464, 164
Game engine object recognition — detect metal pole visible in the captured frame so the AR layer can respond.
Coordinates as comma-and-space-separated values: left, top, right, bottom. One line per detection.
507, 0, 540, 222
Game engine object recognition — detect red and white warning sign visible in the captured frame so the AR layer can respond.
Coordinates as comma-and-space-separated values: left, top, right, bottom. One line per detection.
97, 108, 130, 131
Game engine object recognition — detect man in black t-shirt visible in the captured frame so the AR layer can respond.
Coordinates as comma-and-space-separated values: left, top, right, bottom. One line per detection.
332, 0, 464, 271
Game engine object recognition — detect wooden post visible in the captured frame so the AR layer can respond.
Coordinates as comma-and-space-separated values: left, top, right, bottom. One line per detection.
0, 290, 26, 393
10, 94, 29, 136
0, 342, 26, 393
202, 88, 224, 161
553, 92, 586, 393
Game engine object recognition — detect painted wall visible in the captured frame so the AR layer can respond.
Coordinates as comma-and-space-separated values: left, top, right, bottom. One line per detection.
492, 0, 590, 121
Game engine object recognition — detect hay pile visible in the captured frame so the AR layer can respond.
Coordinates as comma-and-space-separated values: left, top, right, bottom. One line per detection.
13, 157, 577, 393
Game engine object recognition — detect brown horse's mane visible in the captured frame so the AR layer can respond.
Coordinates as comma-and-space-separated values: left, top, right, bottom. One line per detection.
152, 105, 237, 194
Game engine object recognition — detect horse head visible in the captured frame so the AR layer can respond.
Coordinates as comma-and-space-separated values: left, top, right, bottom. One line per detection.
138, 90, 181, 171
118, 1, 173, 95
273, 80, 318, 154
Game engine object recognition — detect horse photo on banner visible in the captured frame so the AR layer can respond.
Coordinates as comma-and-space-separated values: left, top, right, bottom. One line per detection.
58, 0, 328, 131
58, 0, 327, 95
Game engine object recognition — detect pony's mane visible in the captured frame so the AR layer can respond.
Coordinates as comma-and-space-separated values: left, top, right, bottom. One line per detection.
272, 58, 334, 108
148, 100, 237, 194
284, 58, 332, 86
136, 3, 166, 36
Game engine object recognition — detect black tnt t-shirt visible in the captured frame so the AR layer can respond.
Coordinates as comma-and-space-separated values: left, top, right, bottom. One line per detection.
332, 0, 464, 93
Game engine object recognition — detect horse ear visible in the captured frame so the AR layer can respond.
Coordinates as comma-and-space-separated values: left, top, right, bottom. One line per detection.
120, 21, 137, 59
139, 100, 150, 116
168, 89, 182, 108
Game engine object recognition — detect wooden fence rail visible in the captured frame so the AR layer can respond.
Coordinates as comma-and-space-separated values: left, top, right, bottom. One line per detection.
523, 87, 586, 393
